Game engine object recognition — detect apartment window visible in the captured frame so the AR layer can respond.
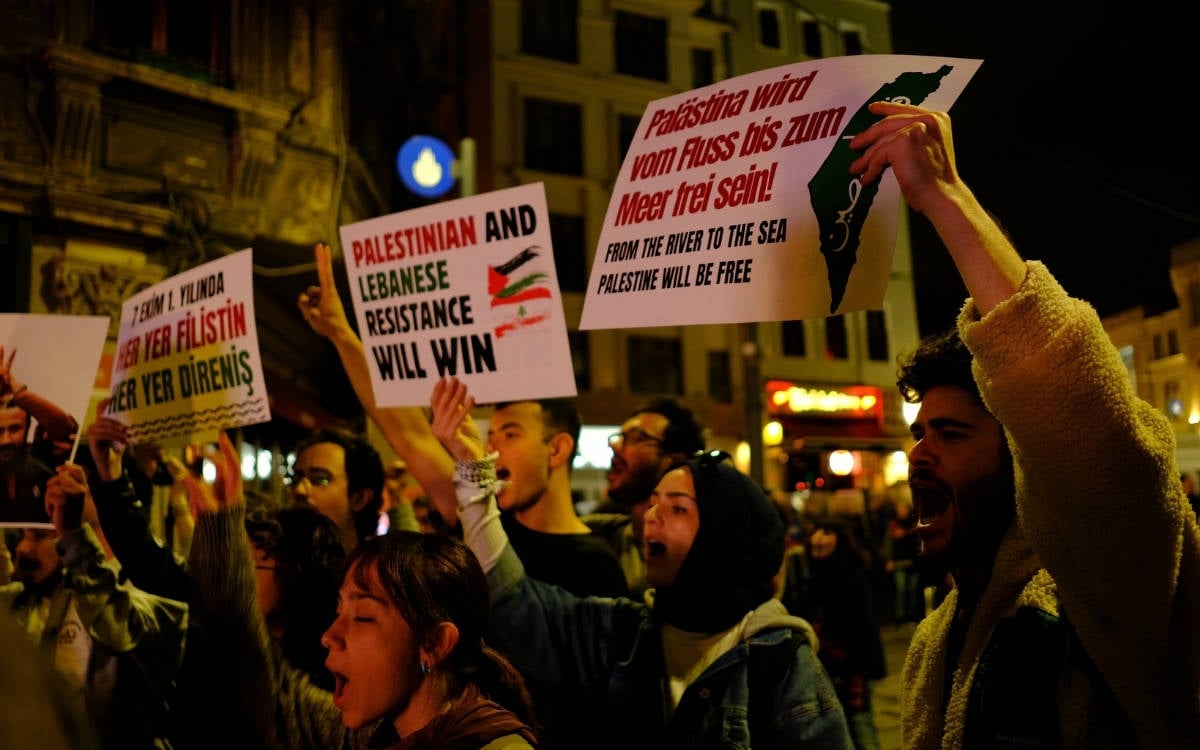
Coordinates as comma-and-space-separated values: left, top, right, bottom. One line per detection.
617, 113, 641, 166
628, 336, 683, 394
707, 350, 733, 403
96, 0, 229, 84
825, 315, 848, 360
1168, 328, 1180, 355
757, 5, 782, 49
781, 320, 806, 357
1189, 281, 1200, 327
569, 330, 591, 391
866, 310, 888, 361
549, 213, 587, 292
615, 11, 667, 81
842, 28, 864, 55
521, 0, 578, 62
1153, 333, 1165, 359
1165, 379, 1183, 419
800, 17, 823, 57
692, 48, 714, 88
524, 97, 583, 175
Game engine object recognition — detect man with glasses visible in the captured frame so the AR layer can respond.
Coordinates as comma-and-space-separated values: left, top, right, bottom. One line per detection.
583, 398, 705, 600
431, 376, 852, 749
287, 429, 384, 552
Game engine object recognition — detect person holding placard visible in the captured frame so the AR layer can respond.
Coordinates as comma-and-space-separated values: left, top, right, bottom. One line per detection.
850, 101, 1200, 747
297, 243, 625, 597
0, 346, 78, 524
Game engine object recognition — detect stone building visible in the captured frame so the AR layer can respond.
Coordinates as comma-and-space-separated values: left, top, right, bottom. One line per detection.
0, 0, 921, 510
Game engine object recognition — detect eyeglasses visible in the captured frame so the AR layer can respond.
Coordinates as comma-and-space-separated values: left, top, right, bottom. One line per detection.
608, 429, 664, 449
285, 469, 344, 488
693, 449, 732, 470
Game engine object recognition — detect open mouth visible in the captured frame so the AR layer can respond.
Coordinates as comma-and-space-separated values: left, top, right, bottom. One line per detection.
496, 467, 511, 481
607, 455, 627, 479
644, 538, 666, 560
331, 671, 348, 709
908, 479, 949, 528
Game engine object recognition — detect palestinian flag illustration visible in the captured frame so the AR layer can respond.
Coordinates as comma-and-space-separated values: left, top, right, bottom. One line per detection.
489, 246, 553, 338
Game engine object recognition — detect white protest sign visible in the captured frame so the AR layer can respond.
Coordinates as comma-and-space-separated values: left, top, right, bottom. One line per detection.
107, 249, 270, 443
338, 182, 576, 406
580, 54, 982, 329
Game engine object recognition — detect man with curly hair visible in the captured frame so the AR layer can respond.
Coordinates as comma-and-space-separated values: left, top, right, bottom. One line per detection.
855, 101, 1200, 747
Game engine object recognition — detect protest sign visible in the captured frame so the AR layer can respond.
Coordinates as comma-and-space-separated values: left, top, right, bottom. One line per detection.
338, 182, 576, 406
0, 313, 108, 527
580, 54, 982, 329
107, 249, 270, 444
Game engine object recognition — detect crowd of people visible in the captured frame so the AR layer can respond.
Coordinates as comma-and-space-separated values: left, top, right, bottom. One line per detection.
2, 102, 1198, 749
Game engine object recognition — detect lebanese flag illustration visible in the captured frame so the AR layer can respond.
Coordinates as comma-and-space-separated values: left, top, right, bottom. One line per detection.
489, 246, 554, 338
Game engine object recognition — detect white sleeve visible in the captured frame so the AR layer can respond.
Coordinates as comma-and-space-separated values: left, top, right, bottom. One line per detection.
454, 451, 510, 573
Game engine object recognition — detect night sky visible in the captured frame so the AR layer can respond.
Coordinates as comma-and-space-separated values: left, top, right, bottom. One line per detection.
887, 2, 1200, 336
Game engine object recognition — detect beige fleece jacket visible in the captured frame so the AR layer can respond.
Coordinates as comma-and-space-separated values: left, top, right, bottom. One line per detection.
900, 262, 1200, 748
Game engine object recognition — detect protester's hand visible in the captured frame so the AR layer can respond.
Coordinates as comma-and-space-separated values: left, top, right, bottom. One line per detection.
0, 346, 23, 401
163, 455, 196, 521
45, 463, 94, 535
297, 242, 354, 341
847, 102, 960, 216
86, 399, 128, 482
182, 431, 242, 516
430, 376, 486, 462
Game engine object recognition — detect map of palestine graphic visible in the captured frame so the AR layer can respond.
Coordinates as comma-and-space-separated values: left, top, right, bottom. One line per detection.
808, 65, 952, 313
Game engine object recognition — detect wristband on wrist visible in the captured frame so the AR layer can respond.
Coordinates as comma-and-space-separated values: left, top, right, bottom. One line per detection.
454, 452, 502, 506
455, 452, 497, 486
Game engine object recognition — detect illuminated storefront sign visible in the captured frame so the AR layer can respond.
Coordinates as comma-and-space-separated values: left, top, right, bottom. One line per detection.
765, 380, 884, 421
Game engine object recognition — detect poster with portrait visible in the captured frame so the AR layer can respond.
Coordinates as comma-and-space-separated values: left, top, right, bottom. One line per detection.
0, 313, 109, 528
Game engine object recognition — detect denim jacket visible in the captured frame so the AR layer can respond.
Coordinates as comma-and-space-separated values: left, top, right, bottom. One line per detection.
484, 543, 852, 749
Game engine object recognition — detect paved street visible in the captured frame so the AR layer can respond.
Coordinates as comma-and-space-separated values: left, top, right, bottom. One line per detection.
872, 621, 917, 750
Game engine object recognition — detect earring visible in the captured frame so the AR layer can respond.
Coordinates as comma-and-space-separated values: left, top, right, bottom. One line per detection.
419, 660, 429, 677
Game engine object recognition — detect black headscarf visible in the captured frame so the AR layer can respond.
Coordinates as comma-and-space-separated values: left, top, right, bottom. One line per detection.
651, 454, 785, 633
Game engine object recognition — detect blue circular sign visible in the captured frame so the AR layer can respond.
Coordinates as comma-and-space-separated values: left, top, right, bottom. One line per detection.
396, 135, 456, 198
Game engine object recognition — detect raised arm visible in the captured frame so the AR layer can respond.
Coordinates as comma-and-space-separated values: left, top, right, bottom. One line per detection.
0, 346, 78, 441
297, 242, 458, 525
848, 101, 1026, 315
186, 431, 346, 749
855, 103, 1200, 746
429, 376, 512, 581
85, 404, 191, 600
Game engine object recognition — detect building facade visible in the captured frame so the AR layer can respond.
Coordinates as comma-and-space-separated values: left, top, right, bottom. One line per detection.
1102, 237, 1200, 476
473, 0, 916, 509
0, 0, 919, 512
